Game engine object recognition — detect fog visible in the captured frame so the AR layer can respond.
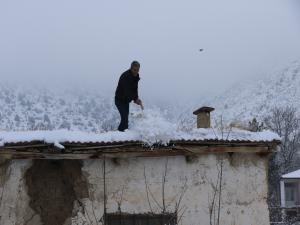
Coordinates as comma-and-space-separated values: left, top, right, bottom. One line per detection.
0, 0, 300, 103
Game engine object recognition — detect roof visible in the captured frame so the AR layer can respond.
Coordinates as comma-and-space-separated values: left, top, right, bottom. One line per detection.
193, 106, 215, 115
0, 128, 280, 148
0, 129, 280, 159
282, 169, 300, 179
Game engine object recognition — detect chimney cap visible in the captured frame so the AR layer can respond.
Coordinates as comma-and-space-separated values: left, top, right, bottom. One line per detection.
193, 106, 215, 115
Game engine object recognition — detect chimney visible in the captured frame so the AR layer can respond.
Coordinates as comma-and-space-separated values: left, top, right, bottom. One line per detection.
193, 106, 215, 128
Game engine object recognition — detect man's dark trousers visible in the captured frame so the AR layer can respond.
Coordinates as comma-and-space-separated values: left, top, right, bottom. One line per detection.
115, 98, 129, 131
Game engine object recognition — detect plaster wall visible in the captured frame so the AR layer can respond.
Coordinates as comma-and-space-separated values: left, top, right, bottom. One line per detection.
0, 153, 270, 225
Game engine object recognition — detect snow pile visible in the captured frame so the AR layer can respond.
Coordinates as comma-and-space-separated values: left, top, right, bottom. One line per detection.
184, 128, 280, 142
0, 109, 280, 149
282, 169, 300, 179
130, 109, 179, 145
0, 130, 138, 147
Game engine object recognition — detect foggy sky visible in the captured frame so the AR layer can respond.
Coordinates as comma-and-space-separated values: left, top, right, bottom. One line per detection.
0, 0, 300, 102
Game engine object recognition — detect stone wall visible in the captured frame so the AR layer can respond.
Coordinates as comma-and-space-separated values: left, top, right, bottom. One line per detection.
0, 153, 270, 225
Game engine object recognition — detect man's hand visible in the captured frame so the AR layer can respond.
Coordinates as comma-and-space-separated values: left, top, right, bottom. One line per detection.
134, 99, 144, 110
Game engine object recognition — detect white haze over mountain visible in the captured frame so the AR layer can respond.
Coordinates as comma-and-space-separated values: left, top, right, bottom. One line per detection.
211, 60, 300, 125
0, 0, 300, 103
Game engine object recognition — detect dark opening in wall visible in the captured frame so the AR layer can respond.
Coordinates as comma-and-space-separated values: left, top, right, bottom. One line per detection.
25, 160, 89, 225
0, 159, 10, 187
106, 213, 177, 225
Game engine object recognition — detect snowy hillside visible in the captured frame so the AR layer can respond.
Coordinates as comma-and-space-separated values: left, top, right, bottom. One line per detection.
211, 61, 300, 124
0, 60, 299, 133
0, 84, 191, 133
0, 84, 119, 132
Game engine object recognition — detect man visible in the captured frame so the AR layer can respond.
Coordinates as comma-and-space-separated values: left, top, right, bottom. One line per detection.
115, 61, 143, 132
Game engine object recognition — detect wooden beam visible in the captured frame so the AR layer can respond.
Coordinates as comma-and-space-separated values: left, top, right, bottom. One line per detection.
0, 143, 275, 159
172, 145, 272, 154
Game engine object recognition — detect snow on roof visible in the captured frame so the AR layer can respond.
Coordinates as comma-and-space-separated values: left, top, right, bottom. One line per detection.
282, 169, 300, 179
0, 109, 280, 149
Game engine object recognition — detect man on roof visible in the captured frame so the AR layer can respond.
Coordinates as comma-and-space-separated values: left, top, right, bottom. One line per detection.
115, 61, 144, 132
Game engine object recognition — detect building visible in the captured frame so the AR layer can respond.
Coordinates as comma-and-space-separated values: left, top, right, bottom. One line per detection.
280, 169, 300, 220
0, 107, 280, 225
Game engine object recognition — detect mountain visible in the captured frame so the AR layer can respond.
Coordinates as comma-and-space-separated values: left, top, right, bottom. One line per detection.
0, 84, 182, 132
0, 85, 119, 132
0, 60, 299, 132
210, 61, 300, 125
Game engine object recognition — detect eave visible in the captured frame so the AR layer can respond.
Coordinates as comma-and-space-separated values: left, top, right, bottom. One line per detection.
0, 140, 280, 159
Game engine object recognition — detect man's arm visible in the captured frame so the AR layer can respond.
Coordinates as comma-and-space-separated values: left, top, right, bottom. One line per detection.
133, 82, 144, 109
133, 82, 139, 102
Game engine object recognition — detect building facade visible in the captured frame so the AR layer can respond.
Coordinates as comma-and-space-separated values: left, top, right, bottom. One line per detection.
0, 107, 280, 225
0, 137, 279, 225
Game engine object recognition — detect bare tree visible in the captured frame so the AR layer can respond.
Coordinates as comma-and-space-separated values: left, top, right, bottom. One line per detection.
162, 158, 168, 213
211, 115, 233, 141
208, 158, 224, 225
264, 106, 300, 171
248, 118, 264, 132
143, 158, 188, 223
143, 167, 154, 214
264, 106, 300, 224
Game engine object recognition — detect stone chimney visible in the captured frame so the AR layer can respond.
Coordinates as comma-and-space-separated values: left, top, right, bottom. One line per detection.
193, 106, 215, 128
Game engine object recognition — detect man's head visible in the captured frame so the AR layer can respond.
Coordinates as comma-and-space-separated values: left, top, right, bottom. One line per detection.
130, 61, 140, 76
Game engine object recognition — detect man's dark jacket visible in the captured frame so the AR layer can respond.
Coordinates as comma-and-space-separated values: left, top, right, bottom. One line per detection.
115, 70, 140, 103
